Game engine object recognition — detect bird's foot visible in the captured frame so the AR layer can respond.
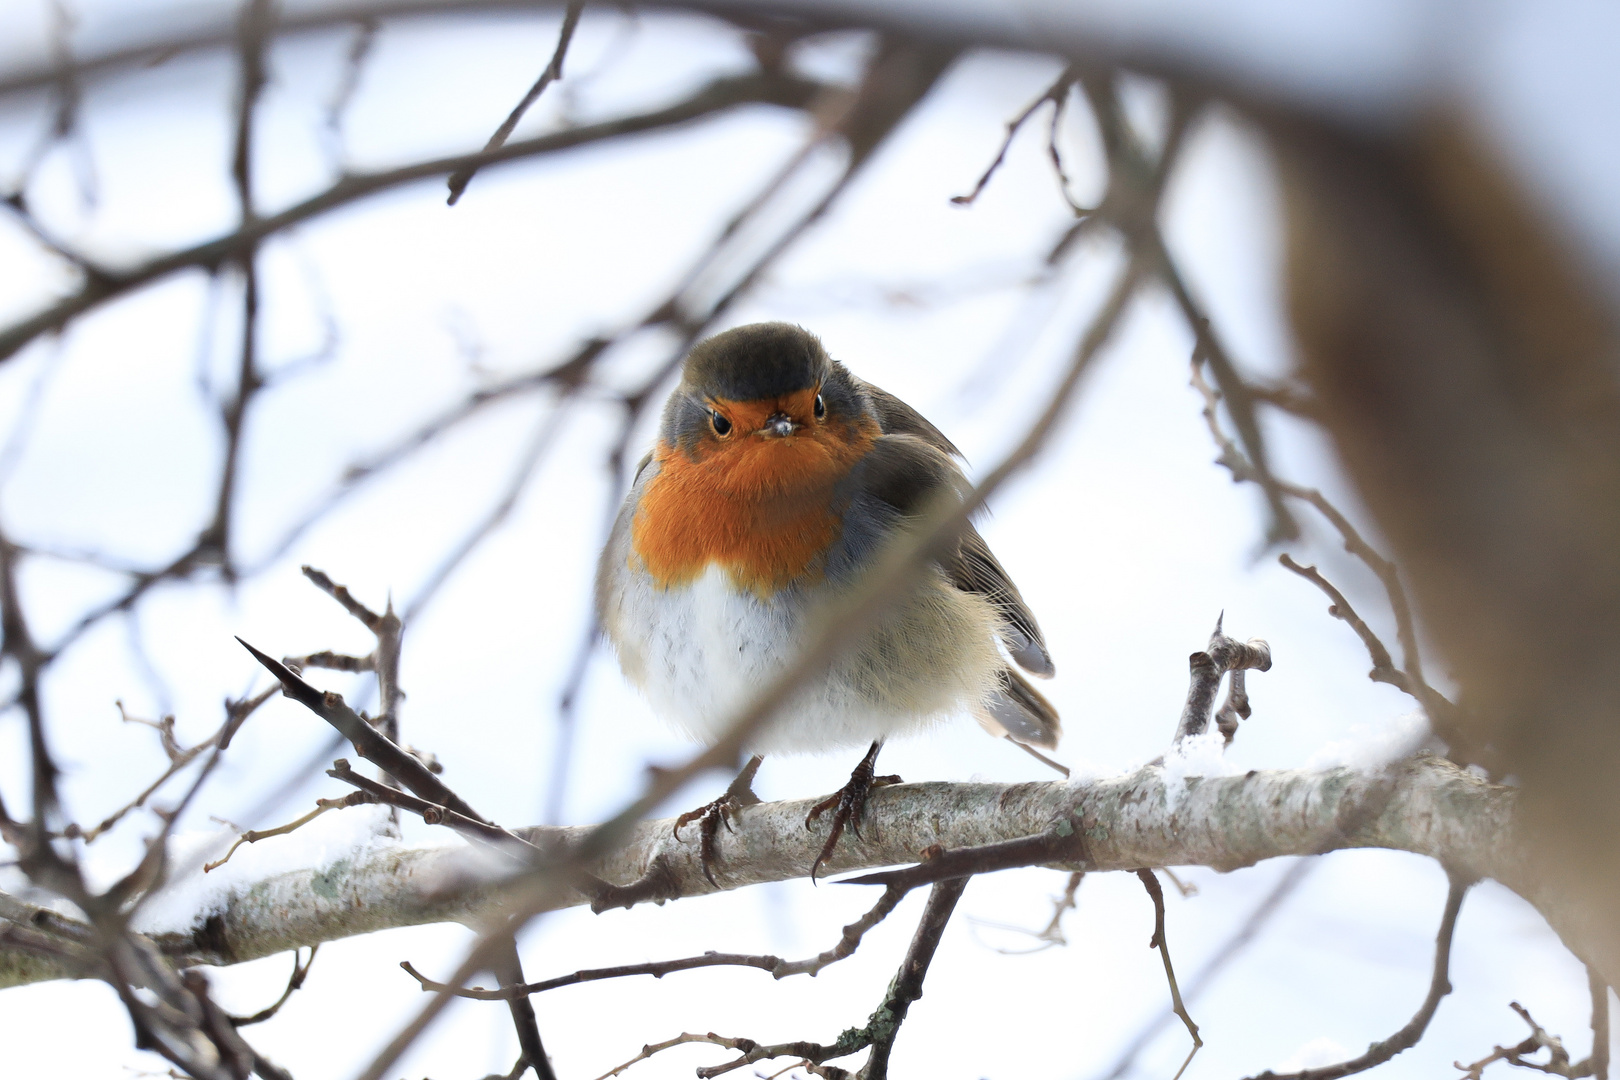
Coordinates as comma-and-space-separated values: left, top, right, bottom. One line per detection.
805, 742, 901, 883
673, 757, 764, 887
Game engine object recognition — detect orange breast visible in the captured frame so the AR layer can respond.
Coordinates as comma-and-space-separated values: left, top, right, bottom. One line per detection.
632, 400, 879, 595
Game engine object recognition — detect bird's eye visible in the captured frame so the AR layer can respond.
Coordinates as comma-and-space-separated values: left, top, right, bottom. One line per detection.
813, 393, 826, 420
710, 410, 733, 437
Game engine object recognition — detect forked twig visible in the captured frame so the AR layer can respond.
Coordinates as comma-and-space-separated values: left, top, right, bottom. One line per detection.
952, 65, 1084, 211
591, 878, 970, 1080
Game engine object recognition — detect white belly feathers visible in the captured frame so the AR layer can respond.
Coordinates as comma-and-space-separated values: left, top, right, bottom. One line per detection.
606, 561, 1003, 754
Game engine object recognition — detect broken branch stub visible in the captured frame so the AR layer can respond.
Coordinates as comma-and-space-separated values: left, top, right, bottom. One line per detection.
1176, 618, 1273, 743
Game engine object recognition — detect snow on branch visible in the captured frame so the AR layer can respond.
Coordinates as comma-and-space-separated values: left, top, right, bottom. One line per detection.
0, 753, 1514, 990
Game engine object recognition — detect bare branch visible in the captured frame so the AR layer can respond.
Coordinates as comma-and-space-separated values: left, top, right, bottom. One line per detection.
447, 2, 585, 204
1189, 355, 1456, 727
1278, 554, 1408, 692
951, 65, 1082, 209
229, 946, 318, 1026
604, 878, 968, 1080
1, 755, 1521, 990
1455, 999, 1604, 1080
1136, 868, 1202, 1080
858, 876, 970, 1080
1253, 873, 1470, 1080
0, 69, 827, 367
399, 882, 911, 1001
1097, 860, 1315, 1080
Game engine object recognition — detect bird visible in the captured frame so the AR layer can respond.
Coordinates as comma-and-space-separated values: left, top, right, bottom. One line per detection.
595, 322, 1060, 881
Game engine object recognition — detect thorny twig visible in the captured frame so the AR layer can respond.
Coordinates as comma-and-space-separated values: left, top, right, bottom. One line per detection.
299, 566, 405, 744
1253, 873, 1471, 1080
247, 581, 563, 1075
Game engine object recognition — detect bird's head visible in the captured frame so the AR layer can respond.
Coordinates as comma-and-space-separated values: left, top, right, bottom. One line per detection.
657, 324, 879, 493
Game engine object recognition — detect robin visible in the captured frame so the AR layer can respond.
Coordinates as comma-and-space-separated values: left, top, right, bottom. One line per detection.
595, 322, 1060, 881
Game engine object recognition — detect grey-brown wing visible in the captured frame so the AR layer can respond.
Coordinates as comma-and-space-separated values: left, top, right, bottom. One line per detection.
951, 524, 1055, 678
851, 375, 962, 458
982, 666, 1062, 749
832, 435, 1061, 747
833, 433, 1054, 678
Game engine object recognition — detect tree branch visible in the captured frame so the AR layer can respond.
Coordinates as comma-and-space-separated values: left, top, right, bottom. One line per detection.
1, 755, 1520, 990
0, 69, 827, 366
1251, 872, 1469, 1079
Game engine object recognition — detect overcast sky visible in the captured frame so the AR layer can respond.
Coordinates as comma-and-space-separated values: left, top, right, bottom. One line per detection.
0, 3, 1615, 1078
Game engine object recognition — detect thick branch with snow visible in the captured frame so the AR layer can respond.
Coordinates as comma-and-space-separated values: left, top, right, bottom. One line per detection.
0, 754, 1522, 990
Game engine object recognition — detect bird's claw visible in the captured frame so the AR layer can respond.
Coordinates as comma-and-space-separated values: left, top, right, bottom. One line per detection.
805, 749, 901, 883
673, 775, 761, 887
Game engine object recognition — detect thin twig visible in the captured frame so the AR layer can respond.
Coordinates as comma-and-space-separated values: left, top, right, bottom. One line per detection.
598, 878, 970, 1080
1097, 860, 1314, 1080
61, 688, 276, 845
400, 882, 912, 1002
968, 871, 1083, 954
1136, 869, 1202, 1080
203, 797, 351, 873
229, 946, 318, 1026
0, 70, 828, 367
1254, 873, 1470, 1080
447, 2, 585, 205
1454, 999, 1603, 1080
1278, 554, 1408, 692
951, 65, 1081, 208
322, 17, 377, 163
1189, 342, 1455, 729
349, 41, 1167, 1080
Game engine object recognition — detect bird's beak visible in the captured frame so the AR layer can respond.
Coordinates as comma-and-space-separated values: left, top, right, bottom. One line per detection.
759, 412, 798, 438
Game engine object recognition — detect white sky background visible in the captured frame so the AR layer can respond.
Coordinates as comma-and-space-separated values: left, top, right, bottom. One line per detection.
0, 2, 1615, 1078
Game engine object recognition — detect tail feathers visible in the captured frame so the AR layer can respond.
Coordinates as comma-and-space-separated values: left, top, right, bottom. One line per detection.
975, 666, 1062, 750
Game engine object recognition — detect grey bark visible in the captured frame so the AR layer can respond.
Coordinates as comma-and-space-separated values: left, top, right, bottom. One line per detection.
1, 754, 1535, 990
